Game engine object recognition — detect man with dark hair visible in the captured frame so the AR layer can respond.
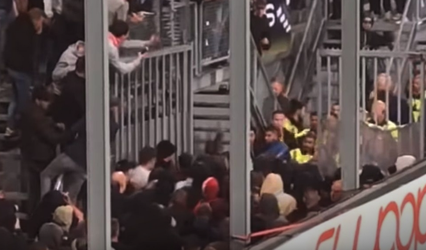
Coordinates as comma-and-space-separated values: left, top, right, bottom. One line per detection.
108, 20, 158, 74
20, 86, 78, 213
4, 8, 45, 138
309, 112, 318, 132
261, 125, 290, 162
128, 146, 157, 190
49, 56, 86, 128
155, 140, 176, 170
250, 0, 270, 55
40, 98, 119, 204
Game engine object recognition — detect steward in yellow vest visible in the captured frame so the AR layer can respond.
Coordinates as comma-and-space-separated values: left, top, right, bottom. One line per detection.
290, 133, 316, 164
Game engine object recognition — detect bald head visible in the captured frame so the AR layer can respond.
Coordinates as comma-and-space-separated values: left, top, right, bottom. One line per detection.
372, 100, 386, 123
271, 81, 285, 96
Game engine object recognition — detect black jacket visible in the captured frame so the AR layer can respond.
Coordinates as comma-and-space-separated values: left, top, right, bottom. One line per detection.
4, 13, 38, 74
19, 103, 77, 166
49, 72, 86, 128
65, 114, 119, 170
250, 12, 270, 55
0, 0, 12, 11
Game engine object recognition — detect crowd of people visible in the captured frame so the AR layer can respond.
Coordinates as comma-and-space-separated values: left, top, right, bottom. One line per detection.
0, 0, 422, 250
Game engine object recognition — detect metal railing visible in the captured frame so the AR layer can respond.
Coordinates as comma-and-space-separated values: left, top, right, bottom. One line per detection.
111, 45, 194, 161
415, 0, 426, 23
313, 49, 426, 175
287, 0, 324, 98
385, 0, 417, 77
198, 0, 230, 67
250, 36, 280, 124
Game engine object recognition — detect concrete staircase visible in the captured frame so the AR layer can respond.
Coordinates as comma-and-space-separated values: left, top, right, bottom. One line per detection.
193, 85, 231, 154
305, 18, 416, 115
323, 19, 404, 49
0, 81, 27, 218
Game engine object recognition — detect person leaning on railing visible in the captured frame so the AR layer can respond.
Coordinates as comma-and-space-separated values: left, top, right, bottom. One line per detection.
108, 20, 159, 74
250, 0, 270, 55
366, 100, 398, 140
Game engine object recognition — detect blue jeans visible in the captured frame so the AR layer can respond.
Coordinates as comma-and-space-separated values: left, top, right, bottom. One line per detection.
7, 69, 32, 129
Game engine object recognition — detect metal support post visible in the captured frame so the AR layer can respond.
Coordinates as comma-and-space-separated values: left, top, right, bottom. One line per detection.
85, 0, 111, 248
229, 0, 251, 247
341, 0, 360, 190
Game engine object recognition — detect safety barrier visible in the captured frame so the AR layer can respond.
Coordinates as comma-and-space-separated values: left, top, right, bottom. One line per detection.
312, 49, 426, 177
250, 36, 280, 122
287, 0, 325, 99
415, 0, 426, 23
111, 45, 194, 161
198, 0, 230, 67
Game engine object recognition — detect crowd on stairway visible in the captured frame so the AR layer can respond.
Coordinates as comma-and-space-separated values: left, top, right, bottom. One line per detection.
0, 0, 422, 249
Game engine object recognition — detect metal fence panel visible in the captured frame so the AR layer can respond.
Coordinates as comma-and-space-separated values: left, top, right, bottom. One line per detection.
317, 120, 421, 177
200, 0, 230, 66
312, 50, 426, 178
111, 45, 193, 161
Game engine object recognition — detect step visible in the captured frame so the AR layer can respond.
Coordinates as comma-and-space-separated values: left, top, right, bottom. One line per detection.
3, 191, 28, 201
323, 39, 341, 46
194, 131, 231, 142
193, 107, 229, 119
194, 119, 230, 130
194, 94, 230, 106
193, 141, 230, 155
0, 151, 21, 160
325, 19, 400, 32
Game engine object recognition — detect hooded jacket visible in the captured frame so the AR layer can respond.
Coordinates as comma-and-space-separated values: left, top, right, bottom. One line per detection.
260, 173, 297, 216
52, 41, 85, 82
261, 141, 290, 162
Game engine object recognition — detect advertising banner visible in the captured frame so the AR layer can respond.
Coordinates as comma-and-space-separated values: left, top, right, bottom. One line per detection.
276, 174, 426, 249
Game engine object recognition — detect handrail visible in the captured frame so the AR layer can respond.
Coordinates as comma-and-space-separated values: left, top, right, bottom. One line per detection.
250, 35, 280, 108
297, 18, 326, 101
244, 35, 281, 130
287, 0, 319, 96
385, 0, 414, 75
250, 88, 268, 128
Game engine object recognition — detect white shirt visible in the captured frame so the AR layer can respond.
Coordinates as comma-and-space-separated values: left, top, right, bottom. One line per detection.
174, 178, 193, 191
128, 166, 151, 190
44, 0, 62, 18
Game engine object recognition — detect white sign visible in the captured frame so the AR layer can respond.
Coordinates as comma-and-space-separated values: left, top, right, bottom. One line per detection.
276, 174, 426, 249
265, 2, 291, 32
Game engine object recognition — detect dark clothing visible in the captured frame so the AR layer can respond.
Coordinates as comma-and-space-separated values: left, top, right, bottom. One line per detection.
4, 13, 38, 74
128, 0, 153, 13
370, 0, 391, 14
19, 103, 74, 165
26, 191, 67, 239
0, 227, 28, 250
65, 115, 119, 170
277, 95, 290, 115
112, 242, 134, 250
395, 0, 406, 13
28, 0, 44, 10
62, 0, 85, 24
167, 206, 195, 236
0, 0, 12, 11
361, 30, 394, 50
50, 72, 86, 128
250, 12, 270, 55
